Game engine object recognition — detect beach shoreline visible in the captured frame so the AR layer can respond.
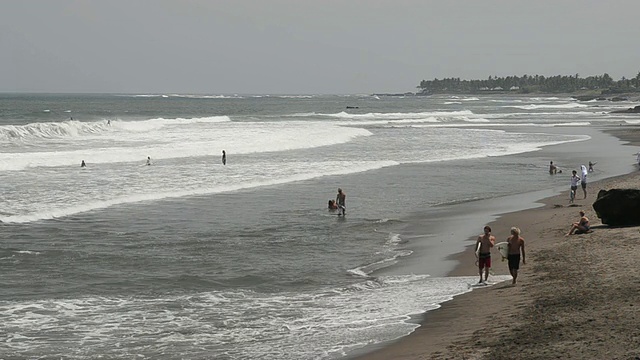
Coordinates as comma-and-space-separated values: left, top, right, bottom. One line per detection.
352, 126, 640, 359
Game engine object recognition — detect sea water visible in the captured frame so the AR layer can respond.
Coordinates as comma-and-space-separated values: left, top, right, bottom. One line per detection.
0, 93, 638, 359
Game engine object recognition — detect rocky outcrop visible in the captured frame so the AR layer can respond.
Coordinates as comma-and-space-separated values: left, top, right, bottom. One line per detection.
592, 189, 640, 226
611, 105, 640, 114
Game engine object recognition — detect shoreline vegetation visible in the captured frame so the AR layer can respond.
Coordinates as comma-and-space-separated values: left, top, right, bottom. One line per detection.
374, 73, 640, 100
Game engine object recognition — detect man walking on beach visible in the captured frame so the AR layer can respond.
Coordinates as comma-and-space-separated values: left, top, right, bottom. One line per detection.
506, 227, 526, 285
476, 226, 495, 283
570, 170, 580, 203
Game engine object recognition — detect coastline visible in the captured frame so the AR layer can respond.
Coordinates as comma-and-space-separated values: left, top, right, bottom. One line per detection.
353, 126, 640, 359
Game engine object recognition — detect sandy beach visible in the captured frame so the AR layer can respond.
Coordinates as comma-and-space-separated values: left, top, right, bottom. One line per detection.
355, 127, 640, 360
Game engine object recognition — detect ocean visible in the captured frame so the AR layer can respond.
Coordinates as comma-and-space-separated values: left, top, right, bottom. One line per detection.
1, 93, 639, 359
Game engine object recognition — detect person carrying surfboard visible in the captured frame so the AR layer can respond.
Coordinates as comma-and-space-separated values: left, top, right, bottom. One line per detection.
475, 226, 495, 283
506, 227, 526, 285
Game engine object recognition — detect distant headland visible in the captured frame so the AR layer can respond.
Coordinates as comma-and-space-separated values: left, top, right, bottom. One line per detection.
413, 73, 640, 96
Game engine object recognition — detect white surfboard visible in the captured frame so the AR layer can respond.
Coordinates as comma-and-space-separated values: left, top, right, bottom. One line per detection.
495, 241, 509, 260
475, 241, 481, 259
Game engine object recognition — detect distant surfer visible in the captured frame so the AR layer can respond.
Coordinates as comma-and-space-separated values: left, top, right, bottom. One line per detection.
588, 161, 596, 172
549, 161, 557, 175
146, 156, 152, 166
222, 150, 226, 165
506, 227, 526, 285
580, 165, 588, 199
566, 210, 590, 236
475, 226, 495, 283
107, 119, 111, 126
336, 188, 346, 216
80, 160, 86, 168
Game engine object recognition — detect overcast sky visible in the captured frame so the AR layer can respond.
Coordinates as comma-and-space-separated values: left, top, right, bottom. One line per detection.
2, 0, 639, 94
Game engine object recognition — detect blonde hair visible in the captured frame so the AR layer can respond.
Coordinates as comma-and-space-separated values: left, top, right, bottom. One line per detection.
510, 227, 521, 236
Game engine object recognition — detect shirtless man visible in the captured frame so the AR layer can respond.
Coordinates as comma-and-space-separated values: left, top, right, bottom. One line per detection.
336, 188, 346, 216
506, 227, 526, 285
549, 161, 557, 175
475, 226, 495, 283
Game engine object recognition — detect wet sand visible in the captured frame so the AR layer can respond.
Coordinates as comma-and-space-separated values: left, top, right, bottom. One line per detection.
355, 127, 640, 359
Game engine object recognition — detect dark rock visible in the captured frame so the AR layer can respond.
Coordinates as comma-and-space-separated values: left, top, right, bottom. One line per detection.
610, 105, 640, 114
592, 189, 640, 226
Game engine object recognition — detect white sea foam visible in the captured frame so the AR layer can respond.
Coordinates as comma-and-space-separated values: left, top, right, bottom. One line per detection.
0, 120, 372, 171
506, 103, 587, 110
0, 275, 510, 359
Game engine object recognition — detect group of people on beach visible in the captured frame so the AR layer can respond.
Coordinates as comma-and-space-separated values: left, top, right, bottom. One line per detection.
476, 225, 525, 285
549, 160, 593, 202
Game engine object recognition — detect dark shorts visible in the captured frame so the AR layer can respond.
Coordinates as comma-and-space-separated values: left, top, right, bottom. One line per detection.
571, 185, 577, 191
478, 253, 491, 269
581, 182, 587, 189
575, 226, 590, 234
508, 254, 520, 270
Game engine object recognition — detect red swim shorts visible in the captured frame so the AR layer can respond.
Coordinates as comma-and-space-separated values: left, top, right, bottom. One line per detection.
478, 255, 491, 269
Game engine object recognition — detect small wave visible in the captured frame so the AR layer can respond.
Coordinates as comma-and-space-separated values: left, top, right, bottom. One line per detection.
0, 120, 110, 141
506, 103, 587, 110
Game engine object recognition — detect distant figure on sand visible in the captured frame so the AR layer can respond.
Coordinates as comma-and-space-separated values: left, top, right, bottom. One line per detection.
506, 227, 526, 285
549, 161, 557, 175
569, 170, 580, 203
146, 156, 151, 166
222, 150, 226, 165
580, 165, 588, 199
336, 188, 346, 216
328, 199, 338, 210
566, 210, 590, 236
476, 226, 495, 283
81, 160, 86, 168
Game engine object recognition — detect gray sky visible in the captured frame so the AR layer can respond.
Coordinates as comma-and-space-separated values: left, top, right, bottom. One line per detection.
2, 0, 639, 94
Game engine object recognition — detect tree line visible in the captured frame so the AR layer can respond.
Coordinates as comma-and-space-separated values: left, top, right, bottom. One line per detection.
417, 72, 640, 94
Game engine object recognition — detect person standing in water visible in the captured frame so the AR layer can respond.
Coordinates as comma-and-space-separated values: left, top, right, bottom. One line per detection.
506, 227, 526, 285
80, 160, 86, 168
146, 156, 151, 166
222, 150, 226, 165
475, 226, 495, 283
549, 161, 557, 175
336, 188, 346, 216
